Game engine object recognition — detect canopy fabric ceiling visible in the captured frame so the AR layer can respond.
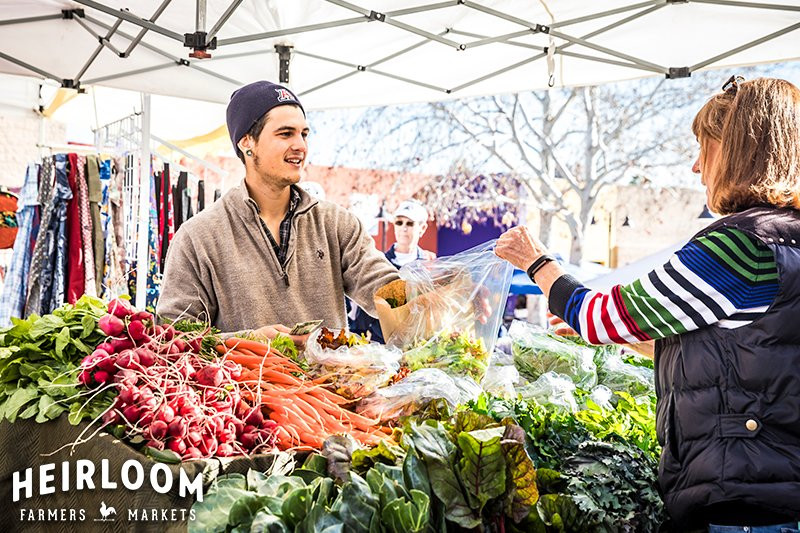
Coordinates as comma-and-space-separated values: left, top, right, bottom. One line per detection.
1, 0, 799, 109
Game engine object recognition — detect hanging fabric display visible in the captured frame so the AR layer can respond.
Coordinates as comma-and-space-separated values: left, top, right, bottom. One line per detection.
86, 155, 105, 296
0, 164, 40, 327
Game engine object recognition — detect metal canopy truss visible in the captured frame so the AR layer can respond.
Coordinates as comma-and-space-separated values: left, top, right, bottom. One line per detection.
0, 0, 798, 108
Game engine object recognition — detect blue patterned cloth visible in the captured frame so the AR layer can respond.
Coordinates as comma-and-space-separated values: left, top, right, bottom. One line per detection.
0, 164, 40, 326
24, 157, 54, 317
35, 154, 73, 315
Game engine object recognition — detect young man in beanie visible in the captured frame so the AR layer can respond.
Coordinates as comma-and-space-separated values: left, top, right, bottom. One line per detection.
157, 81, 400, 341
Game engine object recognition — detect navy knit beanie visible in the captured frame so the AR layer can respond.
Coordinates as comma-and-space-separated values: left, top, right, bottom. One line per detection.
226, 81, 305, 158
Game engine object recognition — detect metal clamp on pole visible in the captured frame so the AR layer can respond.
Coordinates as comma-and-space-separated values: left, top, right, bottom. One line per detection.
184, 31, 217, 59
666, 67, 690, 79
368, 10, 386, 22
61, 9, 85, 19
275, 44, 293, 83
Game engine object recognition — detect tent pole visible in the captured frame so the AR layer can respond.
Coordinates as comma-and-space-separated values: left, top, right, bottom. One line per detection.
692, 0, 800, 12
0, 14, 63, 26
549, 29, 668, 73
691, 20, 800, 71
83, 62, 177, 85
73, 18, 124, 82
0, 51, 61, 82
123, 0, 173, 58
207, 0, 245, 41
73, 0, 183, 42
136, 93, 151, 311
84, 15, 242, 86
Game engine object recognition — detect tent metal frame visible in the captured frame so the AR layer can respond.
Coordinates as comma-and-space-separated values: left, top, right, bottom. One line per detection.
0, 0, 798, 99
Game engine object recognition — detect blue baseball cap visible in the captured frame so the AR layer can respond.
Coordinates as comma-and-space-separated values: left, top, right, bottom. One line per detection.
226, 81, 305, 158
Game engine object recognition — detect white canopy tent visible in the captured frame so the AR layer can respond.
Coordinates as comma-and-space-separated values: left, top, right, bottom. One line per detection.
1, 0, 799, 109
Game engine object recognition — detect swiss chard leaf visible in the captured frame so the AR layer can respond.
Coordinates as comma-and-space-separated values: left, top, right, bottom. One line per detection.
457, 426, 507, 511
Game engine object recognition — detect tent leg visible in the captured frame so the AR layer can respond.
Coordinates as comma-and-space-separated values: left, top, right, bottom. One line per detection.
136, 93, 151, 311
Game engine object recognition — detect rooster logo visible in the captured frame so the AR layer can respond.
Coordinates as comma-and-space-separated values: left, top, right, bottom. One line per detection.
99, 501, 116, 520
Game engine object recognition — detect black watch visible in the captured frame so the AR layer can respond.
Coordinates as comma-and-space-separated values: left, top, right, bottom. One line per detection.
526, 254, 556, 281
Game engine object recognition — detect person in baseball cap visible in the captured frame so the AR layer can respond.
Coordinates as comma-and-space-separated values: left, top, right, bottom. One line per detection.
158, 80, 403, 347
348, 199, 436, 342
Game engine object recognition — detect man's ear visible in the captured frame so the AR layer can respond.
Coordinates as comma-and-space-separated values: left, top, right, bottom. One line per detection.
238, 135, 254, 156
419, 222, 428, 234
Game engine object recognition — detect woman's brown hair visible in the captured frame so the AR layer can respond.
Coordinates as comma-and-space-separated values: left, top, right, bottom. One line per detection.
709, 78, 800, 214
692, 90, 736, 188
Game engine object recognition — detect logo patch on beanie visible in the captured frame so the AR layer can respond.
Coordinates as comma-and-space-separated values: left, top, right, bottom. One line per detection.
275, 88, 294, 102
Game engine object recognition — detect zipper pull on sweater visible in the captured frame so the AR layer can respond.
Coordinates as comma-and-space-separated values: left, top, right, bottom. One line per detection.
282, 271, 289, 287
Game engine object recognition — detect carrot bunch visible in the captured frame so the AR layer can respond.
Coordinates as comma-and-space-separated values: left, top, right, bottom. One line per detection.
217, 337, 390, 450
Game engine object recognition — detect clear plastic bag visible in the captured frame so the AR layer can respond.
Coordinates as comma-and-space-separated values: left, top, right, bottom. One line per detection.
586, 384, 614, 410
596, 353, 654, 398
303, 328, 401, 399
480, 351, 521, 399
508, 321, 597, 389
517, 371, 578, 413
355, 368, 482, 422
402, 331, 491, 381
374, 241, 513, 355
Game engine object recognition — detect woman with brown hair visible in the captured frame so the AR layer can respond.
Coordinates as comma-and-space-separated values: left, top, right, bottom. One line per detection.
496, 76, 800, 532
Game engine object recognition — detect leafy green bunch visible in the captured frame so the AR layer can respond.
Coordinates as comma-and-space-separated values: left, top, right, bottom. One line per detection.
0, 295, 113, 425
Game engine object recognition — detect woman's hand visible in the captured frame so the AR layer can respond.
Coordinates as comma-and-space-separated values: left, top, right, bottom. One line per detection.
547, 312, 579, 337
495, 226, 549, 271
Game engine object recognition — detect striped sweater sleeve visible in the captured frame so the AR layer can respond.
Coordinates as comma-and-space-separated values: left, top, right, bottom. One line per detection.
549, 228, 779, 344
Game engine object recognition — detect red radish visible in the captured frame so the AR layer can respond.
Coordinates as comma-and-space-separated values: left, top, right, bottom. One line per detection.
114, 369, 138, 387
110, 337, 134, 352
184, 447, 203, 459
150, 420, 168, 440
162, 325, 175, 341
97, 355, 117, 373
117, 349, 140, 369
102, 410, 121, 425
98, 315, 125, 337
146, 439, 165, 451
168, 417, 188, 438
138, 411, 154, 427
261, 419, 277, 431
96, 342, 114, 354
195, 365, 224, 388
187, 338, 202, 353
118, 386, 137, 405
244, 408, 263, 427
78, 370, 92, 385
168, 438, 187, 455
172, 339, 188, 352
107, 298, 133, 318
132, 311, 153, 322
232, 420, 245, 438
93, 370, 110, 385
217, 443, 233, 457
135, 347, 156, 367
122, 405, 140, 423
156, 405, 175, 424
240, 432, 259, 449
127, 320, 147, 342
187, 431, 203, 446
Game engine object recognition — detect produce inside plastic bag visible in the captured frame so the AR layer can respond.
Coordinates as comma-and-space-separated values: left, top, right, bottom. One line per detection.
402, 330, 491, 381
596, 352, 654, 398
303, 328, 401, 399
373, 241, 513, 355
517, 371, 578, 412
356, 368, 482, 422
480, 351, 521, 399
509, 321, 597, 389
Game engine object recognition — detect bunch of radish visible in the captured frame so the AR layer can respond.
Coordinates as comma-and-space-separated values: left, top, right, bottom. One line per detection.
79, 298, 277, 460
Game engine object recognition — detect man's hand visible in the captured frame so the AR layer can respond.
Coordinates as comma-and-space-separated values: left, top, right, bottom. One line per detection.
253, 324, 310, 348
